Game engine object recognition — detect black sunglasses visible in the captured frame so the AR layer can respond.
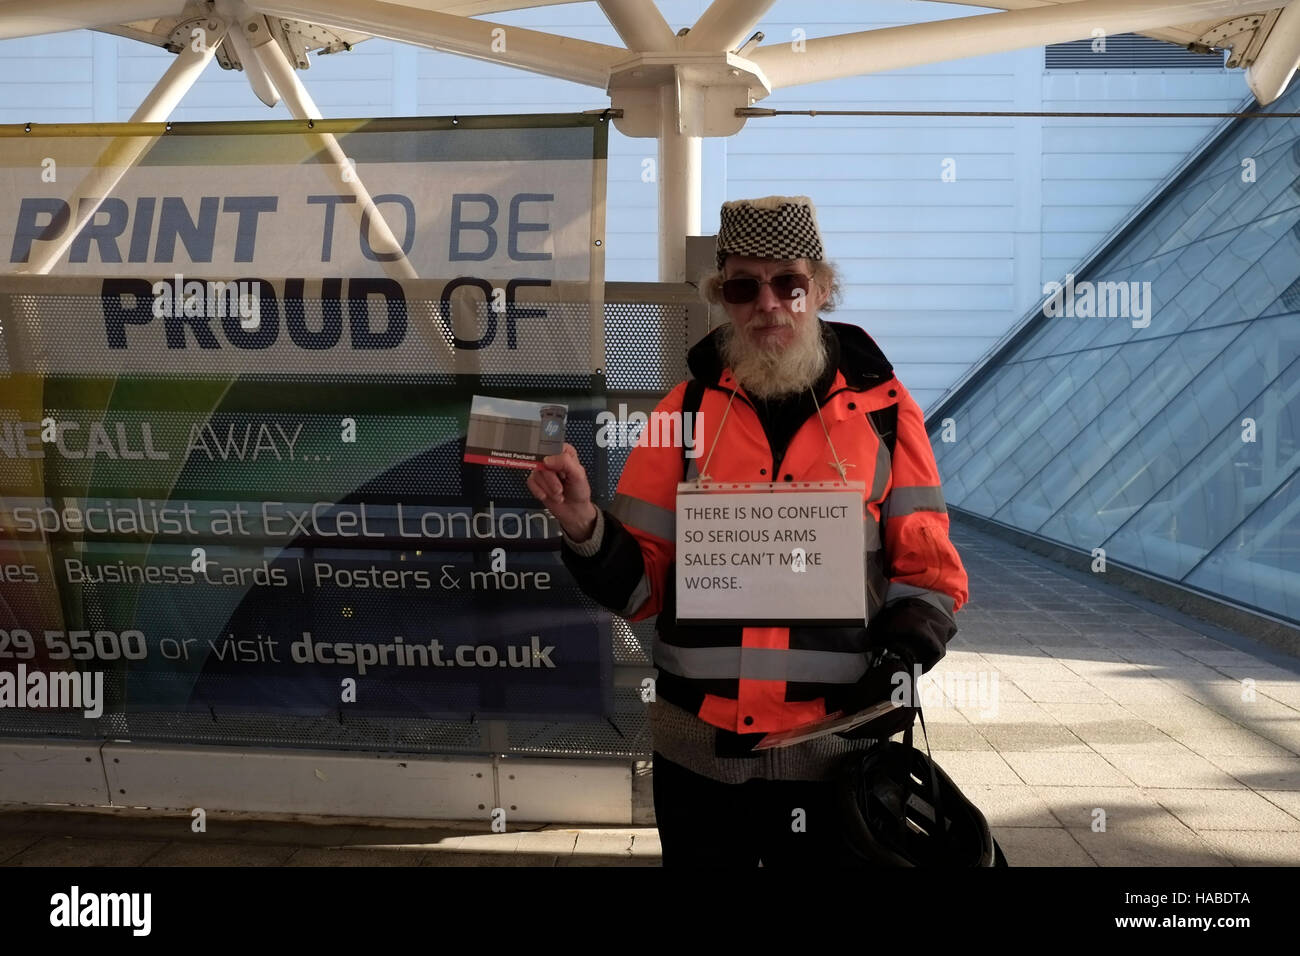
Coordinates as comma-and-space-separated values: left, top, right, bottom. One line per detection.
720, 272, 811, 304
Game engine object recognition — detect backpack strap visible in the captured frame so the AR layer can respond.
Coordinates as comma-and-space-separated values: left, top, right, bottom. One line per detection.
867, 403, 898, 458
680, 378, 707, 481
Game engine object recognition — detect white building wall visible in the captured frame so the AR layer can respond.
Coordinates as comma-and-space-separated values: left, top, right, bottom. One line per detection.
0, 0, 1249, 409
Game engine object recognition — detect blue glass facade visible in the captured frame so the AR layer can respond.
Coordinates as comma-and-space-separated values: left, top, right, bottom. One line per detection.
933, 78, 1300, 626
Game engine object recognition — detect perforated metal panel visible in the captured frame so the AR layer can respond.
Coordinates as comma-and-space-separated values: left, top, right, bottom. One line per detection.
603, 281, 702, 390
507, 686, 652, 759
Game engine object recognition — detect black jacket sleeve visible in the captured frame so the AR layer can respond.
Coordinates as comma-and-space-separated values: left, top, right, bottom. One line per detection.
559, 510, 649, 616
869, 597, 958, 674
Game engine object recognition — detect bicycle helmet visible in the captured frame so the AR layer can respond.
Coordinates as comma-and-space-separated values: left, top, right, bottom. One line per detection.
836, 711, 1007, 867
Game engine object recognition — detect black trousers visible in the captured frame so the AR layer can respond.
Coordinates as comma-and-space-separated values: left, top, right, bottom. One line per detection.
651, 751, 865, 867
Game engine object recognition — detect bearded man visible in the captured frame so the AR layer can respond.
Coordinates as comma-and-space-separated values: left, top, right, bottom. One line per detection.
527, 195, 969, 867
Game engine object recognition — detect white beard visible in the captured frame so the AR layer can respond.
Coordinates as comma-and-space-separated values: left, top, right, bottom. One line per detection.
719, 315, 829, 400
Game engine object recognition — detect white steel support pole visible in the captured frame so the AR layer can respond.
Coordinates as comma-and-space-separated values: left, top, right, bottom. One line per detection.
657, 80, 701, 283
751, 0, 1296, 89
129, 25, 224, 121
21, 20, 224, 275
242, 16, 419, 280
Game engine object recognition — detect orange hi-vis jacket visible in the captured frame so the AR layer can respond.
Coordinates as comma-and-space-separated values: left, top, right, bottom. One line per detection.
561, 321, 969, 736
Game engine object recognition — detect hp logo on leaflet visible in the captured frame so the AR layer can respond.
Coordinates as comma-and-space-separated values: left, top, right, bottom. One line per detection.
536, 405, 566, 456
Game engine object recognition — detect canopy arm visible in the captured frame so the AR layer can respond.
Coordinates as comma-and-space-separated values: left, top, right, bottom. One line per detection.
0, 0, 189, 41
750, 0, 1295, 89
596, 0, 676, 53
247, 0, 626, 87
683, 0, 779, 53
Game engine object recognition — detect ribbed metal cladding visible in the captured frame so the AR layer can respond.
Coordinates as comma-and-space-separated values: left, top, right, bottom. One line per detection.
1046, 34, 1227, 70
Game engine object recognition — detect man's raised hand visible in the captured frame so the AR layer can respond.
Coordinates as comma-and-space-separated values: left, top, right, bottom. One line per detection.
527, 442, 599, 542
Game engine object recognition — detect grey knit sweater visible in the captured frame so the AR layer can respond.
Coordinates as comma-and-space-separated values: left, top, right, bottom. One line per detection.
648, 696, 886, 784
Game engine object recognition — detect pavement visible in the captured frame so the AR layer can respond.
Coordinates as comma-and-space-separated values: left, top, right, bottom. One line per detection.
2, 519, 1298, 866
0, 808, 661, 866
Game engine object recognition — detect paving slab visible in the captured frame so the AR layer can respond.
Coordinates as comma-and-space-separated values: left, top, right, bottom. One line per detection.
0, 810, 191, 843
0, 834, 44, 864
1200, 754, 1300, 790
1036, 701, 1135, 722
1012, 680, 1115, 703
913, 701, 975, 723
1066, 827, 1233, 867
974, 724, 1093, 753
1254, 789, 1300, 822
1042, 648, 1118, 666
1063, 721, 1190, 755
142, 842, 298, 866
1032, 786, 1195, 831
1143, 788, 1300, 832
918, 721, 995, 750
421, 852, 559, 867
1161, 727, 1294, 756
572, 830, 634, 856
515, 829, 583, 855
958, 784, 1057, 828
220, 823, 364, 847
6, 837, 168, 867
991, 826, 1094, 866
1102, 753, 1248, 789
556, 855, 658, 866
1000, 752, 1132, 787
285, 846, 428, 866
958, 700, 1059, 725
1125, 703, 1243, 732
928, 750, 1023, 786
1091, 679, 1196, 703
630, 832, 661, 857
1197, 830, 1300, 866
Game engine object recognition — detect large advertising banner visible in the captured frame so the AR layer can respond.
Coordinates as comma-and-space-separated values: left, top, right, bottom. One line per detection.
0, 115, 612, 725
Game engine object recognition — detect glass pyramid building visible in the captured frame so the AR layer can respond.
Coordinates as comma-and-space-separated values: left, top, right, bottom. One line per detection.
931, 78, 1300, 628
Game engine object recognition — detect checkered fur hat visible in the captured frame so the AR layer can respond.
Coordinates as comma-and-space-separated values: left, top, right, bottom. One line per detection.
715, 195, 825, 269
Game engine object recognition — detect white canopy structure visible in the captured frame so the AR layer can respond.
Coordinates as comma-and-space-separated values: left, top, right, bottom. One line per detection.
2, 0, 1298, 280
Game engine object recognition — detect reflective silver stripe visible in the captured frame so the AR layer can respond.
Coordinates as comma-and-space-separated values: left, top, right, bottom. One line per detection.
863, 515, 880, 551
608, 492, 675, 541
654, 643, 869, 683
869, 429, 891, 503
865, 548, 887, 613
620, 572, 652, 618
883, 582, 957, 621
881, 486, 947, 523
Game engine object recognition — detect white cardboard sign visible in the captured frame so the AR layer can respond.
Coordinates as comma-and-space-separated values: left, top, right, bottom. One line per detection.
675, 481, 867, 625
